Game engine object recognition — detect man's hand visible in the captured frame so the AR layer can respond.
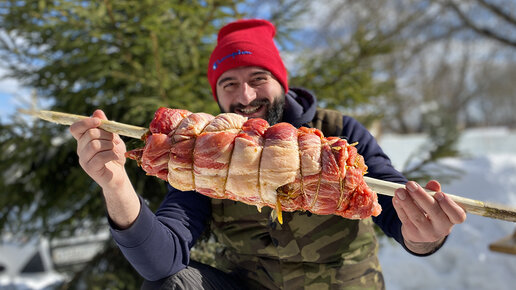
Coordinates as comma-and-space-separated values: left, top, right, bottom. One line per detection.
70, 109, 140, 229
70, 109, 127, 191
393, 180, 467, 254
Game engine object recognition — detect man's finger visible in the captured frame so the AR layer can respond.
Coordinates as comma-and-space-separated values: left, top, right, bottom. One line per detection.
425, 180, 441, 192
435, 191, 467, 224
393, 191, 417, 230
80, 150, 119, 174
405, 182, 445, 221
423, 180, 466, 225
70, 117, 101, 140
69, 110, 107, 140
77, 128, 116, 154
395, 187, 432, 231
80, 139, 115, 164
394, 190, 410, 223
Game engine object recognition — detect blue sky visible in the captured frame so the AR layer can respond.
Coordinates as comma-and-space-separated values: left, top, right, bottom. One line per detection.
0, 69, 28, 118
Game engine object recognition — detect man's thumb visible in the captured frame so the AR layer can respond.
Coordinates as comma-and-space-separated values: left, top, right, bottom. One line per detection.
92, 109, 108, 120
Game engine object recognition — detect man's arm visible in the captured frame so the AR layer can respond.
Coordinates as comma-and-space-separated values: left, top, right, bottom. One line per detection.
70, 110, 211, 281
110, 186, 211, 281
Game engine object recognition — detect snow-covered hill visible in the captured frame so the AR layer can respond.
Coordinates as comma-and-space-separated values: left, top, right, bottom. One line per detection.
378, 129, 516, 290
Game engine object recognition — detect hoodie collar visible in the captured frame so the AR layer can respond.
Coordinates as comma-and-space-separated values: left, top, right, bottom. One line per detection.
282, 87, 317, 128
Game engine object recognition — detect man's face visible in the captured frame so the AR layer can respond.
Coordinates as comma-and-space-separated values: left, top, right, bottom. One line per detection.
216, 66, 285, 125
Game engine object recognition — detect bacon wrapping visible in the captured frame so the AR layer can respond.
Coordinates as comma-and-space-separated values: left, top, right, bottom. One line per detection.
126, 107, 381, 222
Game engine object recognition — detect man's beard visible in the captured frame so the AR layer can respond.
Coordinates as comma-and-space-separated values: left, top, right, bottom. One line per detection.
219, 94, 285, 125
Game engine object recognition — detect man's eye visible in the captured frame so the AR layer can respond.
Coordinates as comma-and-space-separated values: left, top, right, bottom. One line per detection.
250, 77, 267, 85
223, 82, 236, 89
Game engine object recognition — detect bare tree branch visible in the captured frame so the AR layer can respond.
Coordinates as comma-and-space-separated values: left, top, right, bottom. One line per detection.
478, 0, 516, 27
444, 0, 516, 47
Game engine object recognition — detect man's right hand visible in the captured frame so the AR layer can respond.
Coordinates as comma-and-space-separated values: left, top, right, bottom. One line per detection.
70, 109, 140, 229
70, 109, 128, 191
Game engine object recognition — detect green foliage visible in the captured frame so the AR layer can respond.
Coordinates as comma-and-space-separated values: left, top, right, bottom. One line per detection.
290, 26, 395, 110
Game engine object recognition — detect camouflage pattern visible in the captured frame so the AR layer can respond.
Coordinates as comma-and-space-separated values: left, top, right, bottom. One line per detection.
209, 108, 385, 289
211, 200, 384, 289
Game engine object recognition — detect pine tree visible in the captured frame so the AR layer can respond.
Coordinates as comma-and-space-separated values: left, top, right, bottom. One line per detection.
0, 0, 244, 287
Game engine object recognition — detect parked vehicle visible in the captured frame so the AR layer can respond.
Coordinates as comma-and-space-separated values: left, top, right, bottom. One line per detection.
0, 237, 65, 289
0, 230, 108, 289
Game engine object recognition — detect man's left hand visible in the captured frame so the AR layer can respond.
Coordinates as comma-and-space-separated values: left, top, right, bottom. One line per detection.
393, 180, 467, 254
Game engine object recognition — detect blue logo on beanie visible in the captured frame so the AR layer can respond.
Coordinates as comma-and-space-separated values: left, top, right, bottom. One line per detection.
212, 50, 252, 70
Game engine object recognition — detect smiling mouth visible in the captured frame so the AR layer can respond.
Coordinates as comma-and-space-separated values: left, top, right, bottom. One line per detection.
236, 105, 262, 115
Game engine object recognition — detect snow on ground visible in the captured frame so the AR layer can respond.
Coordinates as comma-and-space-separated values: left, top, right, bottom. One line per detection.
378, 130, 516, 290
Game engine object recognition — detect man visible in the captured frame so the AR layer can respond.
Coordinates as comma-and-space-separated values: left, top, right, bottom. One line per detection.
70, 19, 466, 289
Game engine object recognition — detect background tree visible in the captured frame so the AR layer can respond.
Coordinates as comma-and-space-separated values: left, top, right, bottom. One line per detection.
437, 0, 516, 48
278, 0, 514, 181
380, 0, 516, 132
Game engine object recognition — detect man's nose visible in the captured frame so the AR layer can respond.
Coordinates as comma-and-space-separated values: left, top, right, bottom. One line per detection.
236, 82, 256, 105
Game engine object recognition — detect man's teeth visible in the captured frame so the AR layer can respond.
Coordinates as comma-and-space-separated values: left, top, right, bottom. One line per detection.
240, 106, 260, 114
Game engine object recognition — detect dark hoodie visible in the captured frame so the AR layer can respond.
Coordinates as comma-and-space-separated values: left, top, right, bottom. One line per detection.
283, 87, 317, 128
284, 88, 408, 243
110, 88, 411, 281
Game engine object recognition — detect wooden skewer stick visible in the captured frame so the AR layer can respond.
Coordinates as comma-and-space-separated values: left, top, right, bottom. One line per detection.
21, 109, 516, 222
19, 109, 149, 139
364, 177, 516, 223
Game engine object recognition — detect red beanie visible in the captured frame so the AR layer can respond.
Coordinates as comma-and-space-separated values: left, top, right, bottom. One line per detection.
207, 19, 289, 101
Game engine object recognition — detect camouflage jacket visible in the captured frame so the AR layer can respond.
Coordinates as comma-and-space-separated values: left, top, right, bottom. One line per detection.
211, 201, 383, 289
210, 104, 398, 289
